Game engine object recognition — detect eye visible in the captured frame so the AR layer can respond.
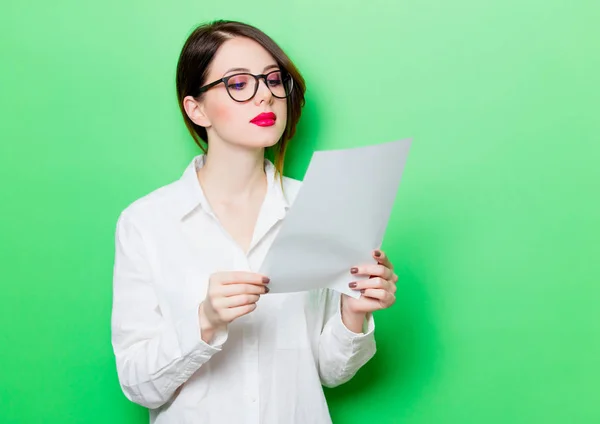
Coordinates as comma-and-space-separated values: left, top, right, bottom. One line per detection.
267, 72, 283, 87
227, 74, 250, 90
228, 82, 246, 90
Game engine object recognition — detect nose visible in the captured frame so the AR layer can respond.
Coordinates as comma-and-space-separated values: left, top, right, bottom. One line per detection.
254, 77, 273, 105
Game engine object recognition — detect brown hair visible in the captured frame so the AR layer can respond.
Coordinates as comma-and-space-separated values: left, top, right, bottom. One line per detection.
175, 20, 306, 177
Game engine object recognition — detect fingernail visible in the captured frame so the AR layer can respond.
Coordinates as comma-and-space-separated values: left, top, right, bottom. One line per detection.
262, 277, 270, 284
350, 267, 358, 274
374, 250, 381, 257
349, 282, 357, 288
360, 289, 366, 293
264, 286, 270, 293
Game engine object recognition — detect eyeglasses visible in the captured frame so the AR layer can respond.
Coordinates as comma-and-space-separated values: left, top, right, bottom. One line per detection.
197, 69, 294, 102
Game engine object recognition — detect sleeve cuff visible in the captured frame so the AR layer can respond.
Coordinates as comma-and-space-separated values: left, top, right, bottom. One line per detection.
330, 298, 375, 344
175, 304, 228, 361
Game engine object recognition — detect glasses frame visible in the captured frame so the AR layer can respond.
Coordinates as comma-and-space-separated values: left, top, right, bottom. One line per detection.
196, 69, 294, 102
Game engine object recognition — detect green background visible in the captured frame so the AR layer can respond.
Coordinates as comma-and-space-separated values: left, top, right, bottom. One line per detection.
2, 0, 599, 423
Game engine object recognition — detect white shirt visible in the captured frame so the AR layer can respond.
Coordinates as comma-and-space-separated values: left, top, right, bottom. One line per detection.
111, 155, 376, 424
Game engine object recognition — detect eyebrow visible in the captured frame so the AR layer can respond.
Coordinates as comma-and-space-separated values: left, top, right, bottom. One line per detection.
223, 64, 280, 76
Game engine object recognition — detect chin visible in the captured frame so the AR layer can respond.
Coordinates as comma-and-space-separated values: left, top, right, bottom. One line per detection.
247, 128, 285, 149
250, 137, 280, 149
228, 137, 278, 151
224, 124, 285, 150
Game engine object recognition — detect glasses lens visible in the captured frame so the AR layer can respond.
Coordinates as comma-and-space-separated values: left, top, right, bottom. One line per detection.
267, 71, 293, 98
226, 72, 294, 101
226, 74, 257, 101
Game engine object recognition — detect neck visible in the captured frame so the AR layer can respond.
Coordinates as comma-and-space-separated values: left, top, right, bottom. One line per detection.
197, 142, 267, 206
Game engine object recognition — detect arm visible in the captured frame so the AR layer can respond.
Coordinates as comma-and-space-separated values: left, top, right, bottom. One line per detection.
317, 289, 376, 388
110, 211, 227, 409
317, 249, 399, 388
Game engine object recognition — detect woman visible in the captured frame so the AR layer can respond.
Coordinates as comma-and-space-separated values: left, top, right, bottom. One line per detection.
111, 19, 398, 424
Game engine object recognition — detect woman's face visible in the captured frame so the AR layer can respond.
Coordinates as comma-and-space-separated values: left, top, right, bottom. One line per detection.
186, 36, 288, 150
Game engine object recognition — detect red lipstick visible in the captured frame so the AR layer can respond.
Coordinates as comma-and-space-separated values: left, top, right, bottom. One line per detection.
250, 112, 276, 127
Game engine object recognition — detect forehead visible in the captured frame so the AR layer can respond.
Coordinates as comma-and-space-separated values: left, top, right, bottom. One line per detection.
208, 36, 278, 77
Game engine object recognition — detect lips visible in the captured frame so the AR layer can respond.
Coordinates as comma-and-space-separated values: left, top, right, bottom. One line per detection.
250, 112, 276, 127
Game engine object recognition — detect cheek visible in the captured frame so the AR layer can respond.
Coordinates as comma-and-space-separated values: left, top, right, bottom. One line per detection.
205, 95, 249, 141
208, 96, 235, 125
275, 101, 288, 129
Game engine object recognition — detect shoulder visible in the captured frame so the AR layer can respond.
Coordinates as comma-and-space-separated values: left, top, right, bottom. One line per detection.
116, 178, 182, 230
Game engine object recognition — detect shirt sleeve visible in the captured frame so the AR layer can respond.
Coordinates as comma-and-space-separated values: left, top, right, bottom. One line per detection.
110, 210, 227, 409
317, 289, 377, 388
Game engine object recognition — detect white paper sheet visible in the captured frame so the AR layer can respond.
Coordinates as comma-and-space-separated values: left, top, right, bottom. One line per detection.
259, 138, 412, 298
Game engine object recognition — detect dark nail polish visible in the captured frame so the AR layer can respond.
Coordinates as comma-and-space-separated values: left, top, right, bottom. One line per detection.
349, 282, 357, 288
374, 250, 381, 257
262, 277, 270, 284
350, 267, 358, 274
360, 289, 366, 294
264, 286, 270, 293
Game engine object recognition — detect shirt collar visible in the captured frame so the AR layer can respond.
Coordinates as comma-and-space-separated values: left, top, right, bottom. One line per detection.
174, 154, 290, 220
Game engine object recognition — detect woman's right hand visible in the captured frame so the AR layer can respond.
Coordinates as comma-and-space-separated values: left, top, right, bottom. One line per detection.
198, 271, 270, 343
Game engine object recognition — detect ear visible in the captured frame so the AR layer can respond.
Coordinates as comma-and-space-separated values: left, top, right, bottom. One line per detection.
182, 95, 212, 128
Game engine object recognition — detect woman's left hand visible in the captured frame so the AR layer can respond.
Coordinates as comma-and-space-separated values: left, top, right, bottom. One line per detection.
342, 249, 398, 315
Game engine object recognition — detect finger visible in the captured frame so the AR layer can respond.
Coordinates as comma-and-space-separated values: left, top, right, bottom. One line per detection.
349, 277, 396, 294
222, 294, 261, 308
350, 264, 394, 280
373, 249, 394, 271
361, 288, 396, 306
218, 272, 270, 286
223, 303, 258, 321
220, 283, 269, 297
